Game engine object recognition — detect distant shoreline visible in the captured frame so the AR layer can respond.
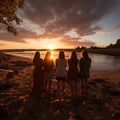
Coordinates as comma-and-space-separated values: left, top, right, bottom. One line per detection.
0, 48, 120, 56
88, 48, 120, 56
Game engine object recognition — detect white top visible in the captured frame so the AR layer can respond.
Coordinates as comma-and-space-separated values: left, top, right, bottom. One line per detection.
56, 58, 67, 77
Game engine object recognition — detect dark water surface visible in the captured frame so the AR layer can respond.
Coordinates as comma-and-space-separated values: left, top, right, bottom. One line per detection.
4, 51, 120, 71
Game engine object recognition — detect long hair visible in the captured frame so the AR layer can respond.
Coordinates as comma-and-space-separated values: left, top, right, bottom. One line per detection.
33, 51, 40, 64
71, 51, 77, 61
82, 50, 89, 58
59, 51, 65, 59
44, 51, 51, 61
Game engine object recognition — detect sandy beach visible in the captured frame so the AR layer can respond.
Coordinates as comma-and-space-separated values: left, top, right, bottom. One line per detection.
0, 53, 120, 120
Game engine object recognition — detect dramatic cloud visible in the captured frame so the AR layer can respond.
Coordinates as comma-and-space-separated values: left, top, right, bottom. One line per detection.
59, 36, 96, 48
0, 28, 37, 43
23, 0, 115, 35
0, 0, 119, 47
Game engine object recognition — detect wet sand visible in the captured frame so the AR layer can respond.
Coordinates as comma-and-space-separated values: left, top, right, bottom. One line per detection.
0, 53, 120, 120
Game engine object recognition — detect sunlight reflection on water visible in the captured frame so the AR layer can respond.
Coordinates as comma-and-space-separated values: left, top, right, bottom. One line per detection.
4, 51, 120, 71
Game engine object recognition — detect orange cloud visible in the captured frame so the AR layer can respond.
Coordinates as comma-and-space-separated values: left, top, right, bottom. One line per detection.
0, 0, 119, 49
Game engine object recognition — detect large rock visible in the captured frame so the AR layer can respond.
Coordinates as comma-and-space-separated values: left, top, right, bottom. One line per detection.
6, 70, 14, 79
0, 69, 13, 79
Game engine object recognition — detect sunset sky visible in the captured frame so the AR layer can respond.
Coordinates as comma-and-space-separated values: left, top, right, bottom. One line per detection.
0, 0, 120, 49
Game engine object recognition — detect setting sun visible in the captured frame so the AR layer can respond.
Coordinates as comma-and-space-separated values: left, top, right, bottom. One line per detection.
49, 50, 54, 59
47, 44, 57, 50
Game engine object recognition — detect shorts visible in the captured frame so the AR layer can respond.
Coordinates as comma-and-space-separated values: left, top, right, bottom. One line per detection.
56, 76, 66, 81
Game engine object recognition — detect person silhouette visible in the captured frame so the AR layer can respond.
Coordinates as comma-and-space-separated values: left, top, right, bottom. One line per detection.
79, 49, 91, 96
43, 51, 54, 92
68, 51, 79, 96
56, 51, 67, 94
32, 51, 44, 93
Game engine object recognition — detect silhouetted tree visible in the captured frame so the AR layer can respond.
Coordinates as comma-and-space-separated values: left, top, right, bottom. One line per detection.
81, 46, 86, 49
116, 39, 120, 44
106, 39, 120, 49
0, 0, 25, 35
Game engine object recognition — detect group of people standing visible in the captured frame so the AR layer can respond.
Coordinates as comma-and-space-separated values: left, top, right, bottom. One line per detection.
32, 50, 91, 97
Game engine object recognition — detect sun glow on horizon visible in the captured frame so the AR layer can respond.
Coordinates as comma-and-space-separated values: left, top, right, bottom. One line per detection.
50, 52, 53, 59
46, 44, 58, 50
25, 39, 61, 49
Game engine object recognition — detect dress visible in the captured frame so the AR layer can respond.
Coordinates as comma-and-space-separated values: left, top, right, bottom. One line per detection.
33, 58, 44, 93
67, 59, 78, 81
43, 59, 54, 80
56, 58, 67, 81
79, 57, 91, 80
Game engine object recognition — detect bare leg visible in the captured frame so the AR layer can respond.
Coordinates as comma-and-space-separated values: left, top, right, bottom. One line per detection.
44, 80, 47, 90
75, 81, 78, 95
80, 79, 84, 95
77, 80, 80, 95
62, 81, 65, 93
84, 79, 88, 95
57, 80, 60, 93
70, 81, 75, 96
48, 80, 51, 92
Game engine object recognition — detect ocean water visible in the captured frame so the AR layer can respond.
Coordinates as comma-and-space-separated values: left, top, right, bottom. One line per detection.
4, 50, 120, 71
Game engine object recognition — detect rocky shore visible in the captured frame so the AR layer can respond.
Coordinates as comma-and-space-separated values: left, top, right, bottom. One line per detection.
0, 53, 120, 120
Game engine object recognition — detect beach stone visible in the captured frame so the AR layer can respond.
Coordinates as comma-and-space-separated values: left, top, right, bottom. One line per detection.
6, 71, 14, 79
13, 69, 19, 74
89, 81, 96, 85
0, 69, 14, 79
3, 54, 10, 61
0, 64, 9, 69
94, 78, 106, 83
109, 89, 120, 96
0, 105, 10, 120
0, 83, 11, 90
